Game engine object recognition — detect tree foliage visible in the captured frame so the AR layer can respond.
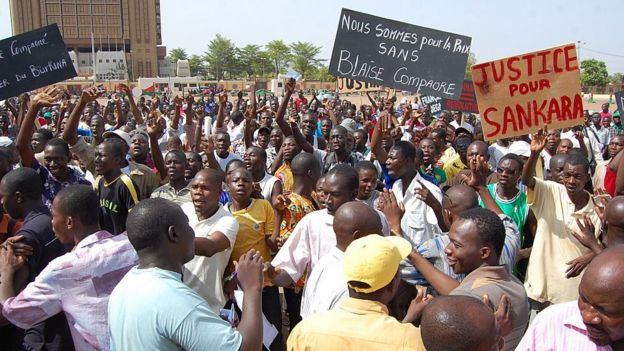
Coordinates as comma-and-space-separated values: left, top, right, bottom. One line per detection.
581, 59, 609, 88
288, 42, 323, 79
168, 48, 188, 63
188, 54, 207, 78
266, 40, 291, 78
608, 72, 624, 85
204, 34, 237, 80
465, 52, 477, 80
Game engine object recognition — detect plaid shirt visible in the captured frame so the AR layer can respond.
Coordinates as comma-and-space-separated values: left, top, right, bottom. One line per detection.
32, 159, 92, 210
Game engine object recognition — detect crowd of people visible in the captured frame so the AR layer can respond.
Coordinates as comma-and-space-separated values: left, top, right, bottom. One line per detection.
0, 77, 622, 351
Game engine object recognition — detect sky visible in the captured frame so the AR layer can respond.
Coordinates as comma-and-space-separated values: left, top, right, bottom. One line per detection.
1, 0, 624, 73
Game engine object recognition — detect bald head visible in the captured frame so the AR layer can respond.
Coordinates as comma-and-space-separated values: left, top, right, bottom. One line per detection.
421, 295, 497, 351
582, 246, 624, 297
291, 152, 319, 176
333, 201, 383, 251
444, 184, 479, 215
605, 196, 624, 247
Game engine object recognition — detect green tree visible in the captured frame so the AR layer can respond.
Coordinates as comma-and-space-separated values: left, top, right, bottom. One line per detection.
608, 72, 624, 85
252, 51, 272, 79
309, 65, 335, 81
168, 48, 188, 63
465, 52, 477, 80
289, 41, 323, 79
266, 40, 291, 77
188, 54, 207, 78
236, 44, 262, 78
581, 59, 609, 88
204, 34, 237, 80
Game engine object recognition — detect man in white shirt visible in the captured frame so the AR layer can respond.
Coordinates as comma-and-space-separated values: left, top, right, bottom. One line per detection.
181, 169, 239, 313
213, 132, 242, 171
268, 164, 389, 287
300, 201, 383, 318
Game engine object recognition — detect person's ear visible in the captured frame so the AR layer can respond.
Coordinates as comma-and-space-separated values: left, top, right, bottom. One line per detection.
480, 246, 492, 261
352, 229, 364, 241
66, 215, 74, 230
15, 191, 23, 204
166, 225, 179, 243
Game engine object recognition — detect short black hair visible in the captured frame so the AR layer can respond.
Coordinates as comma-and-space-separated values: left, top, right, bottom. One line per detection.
498, 153, 524, 170
291, 152, 319, 176
354, 160, 378, 175
391, 141, 416, 161
102, 138, 124, 158
165, 150, 188, 164
0, 147, 12, 162
56, 185, 100, 226
565, 151, 591, 173
459, 207, 505, 258
44, 138, 70, 157
247, 146, 267, 161
34, 128, 54, 142
185, 151, 202, 164
2, 167, 43, 200
326, 164, 359, 194
431, 128, 446, 139
353, 129, 368, 141
225, 159, 245, 174
126, 198, 187, 251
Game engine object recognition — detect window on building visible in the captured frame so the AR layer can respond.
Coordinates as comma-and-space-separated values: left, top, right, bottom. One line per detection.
106, 59, 109, 63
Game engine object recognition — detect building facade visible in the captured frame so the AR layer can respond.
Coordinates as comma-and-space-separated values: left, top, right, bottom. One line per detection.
9, 0, 165, 79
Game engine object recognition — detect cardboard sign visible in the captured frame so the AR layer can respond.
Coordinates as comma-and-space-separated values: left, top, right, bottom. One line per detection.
329, 8, 471, 100
615, 90, 624, 117
472, 44, 583, 141
420, 95, 443, 114
442, 80, 479, 114
336, 77, 382, 93
0, 24, 77, 101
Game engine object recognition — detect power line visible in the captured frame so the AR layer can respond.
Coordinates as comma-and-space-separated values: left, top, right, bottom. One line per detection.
583, 47, 624, 59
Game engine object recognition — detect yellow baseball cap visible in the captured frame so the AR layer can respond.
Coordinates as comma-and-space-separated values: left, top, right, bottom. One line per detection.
343, 235, 413, 294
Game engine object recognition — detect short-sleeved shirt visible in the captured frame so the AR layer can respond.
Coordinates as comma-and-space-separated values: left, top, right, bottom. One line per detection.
3, 231, 138, 351
97, 173, 140, 235
214, 151, 242, 171
32, 159, 92, 210
182, 203, 239, 313
258, 172, 279, 201
450, 265, 529, 351
288, 297, 425, 351
151, 182, 192, 206
275, 163, 294, 193
300, 247, 347, 319
108, 267, 242, 351
226, 199, 274, 265
525, 178, 601, 304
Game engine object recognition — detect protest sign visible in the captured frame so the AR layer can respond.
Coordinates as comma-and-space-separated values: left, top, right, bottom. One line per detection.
442, 80, 479, 113
472, 43, 583, 141
615, 90, 624, 117
336, 77, 382, 93
420, 95, 443, 114
329, 8, 471, 100
0, 24, 77, 101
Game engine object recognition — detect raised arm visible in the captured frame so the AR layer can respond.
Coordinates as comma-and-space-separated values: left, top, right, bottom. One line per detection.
199, 135, 221, 171
366, 91, 378, 110
146, 115, 167, 181
463, 156, 504, 215
522, 127, 547, 190
171, 95, 182, 131
290, 121, 314, 154
62, 87, 102, 146
370, 111, 391, 164
16, 87, 63, 167
214, 92, 228, 130
119, 84, 144, 125
275, 79, 295, 137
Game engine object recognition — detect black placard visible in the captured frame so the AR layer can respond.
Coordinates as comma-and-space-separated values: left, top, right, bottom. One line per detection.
329, 9, 471, 100
441, 80, 479, 113
615, 90, 624, 117
0, 24, 77, 101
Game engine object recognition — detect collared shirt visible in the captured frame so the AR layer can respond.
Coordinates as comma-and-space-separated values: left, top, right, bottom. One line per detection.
516, 301, 613, 351
288, 297, 426, 351
392, 173, 443, 284
300, 247, 346, 319
3, 231, 138, 351
450, 265, 529, 351
182, 203, 238, 313
226, 199, 274, 265
150, 181, 192, 206
32, 159, 92, 210
589, 125, 611, 149
417, 214, 521, 283
272, 209, 389, 283
525, 178, 601, 304
109, 267, 242, 351
123, 161, 161, 199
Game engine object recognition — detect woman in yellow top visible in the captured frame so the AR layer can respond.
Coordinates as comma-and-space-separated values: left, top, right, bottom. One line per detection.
273, 136, 300, 193
225, 167, 283, 350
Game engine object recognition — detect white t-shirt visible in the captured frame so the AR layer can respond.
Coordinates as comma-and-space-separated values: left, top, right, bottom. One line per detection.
182, 203, 239, 313
214, 150, 242, 171
108, 267, 242, 351
300, 247, 347, 319
258, 173, 279, 201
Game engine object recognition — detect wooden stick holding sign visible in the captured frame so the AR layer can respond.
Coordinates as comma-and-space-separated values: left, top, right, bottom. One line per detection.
472, 43, 584, 141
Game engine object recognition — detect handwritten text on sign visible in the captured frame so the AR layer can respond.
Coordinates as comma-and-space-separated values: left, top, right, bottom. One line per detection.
336, 77, 382, 93
472, 44, 583, 141
329, 9, 471, 100
0, 24, 77, 100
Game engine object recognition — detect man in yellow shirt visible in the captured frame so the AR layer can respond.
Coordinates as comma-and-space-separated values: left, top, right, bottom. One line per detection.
287, 235, 426, 351
521, 128, 601, 311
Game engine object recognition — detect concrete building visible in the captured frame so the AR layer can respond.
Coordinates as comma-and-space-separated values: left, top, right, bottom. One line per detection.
9, 0, 166, 79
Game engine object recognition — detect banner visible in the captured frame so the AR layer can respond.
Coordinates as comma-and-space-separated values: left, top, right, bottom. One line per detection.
472, 44, 583, 141
420, 95, 443, 114
329, 8, 471, 100
0, 24, 77, 100
336, 77, 382, 93
615, 90, 624, 117
442, 80, 479, 113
